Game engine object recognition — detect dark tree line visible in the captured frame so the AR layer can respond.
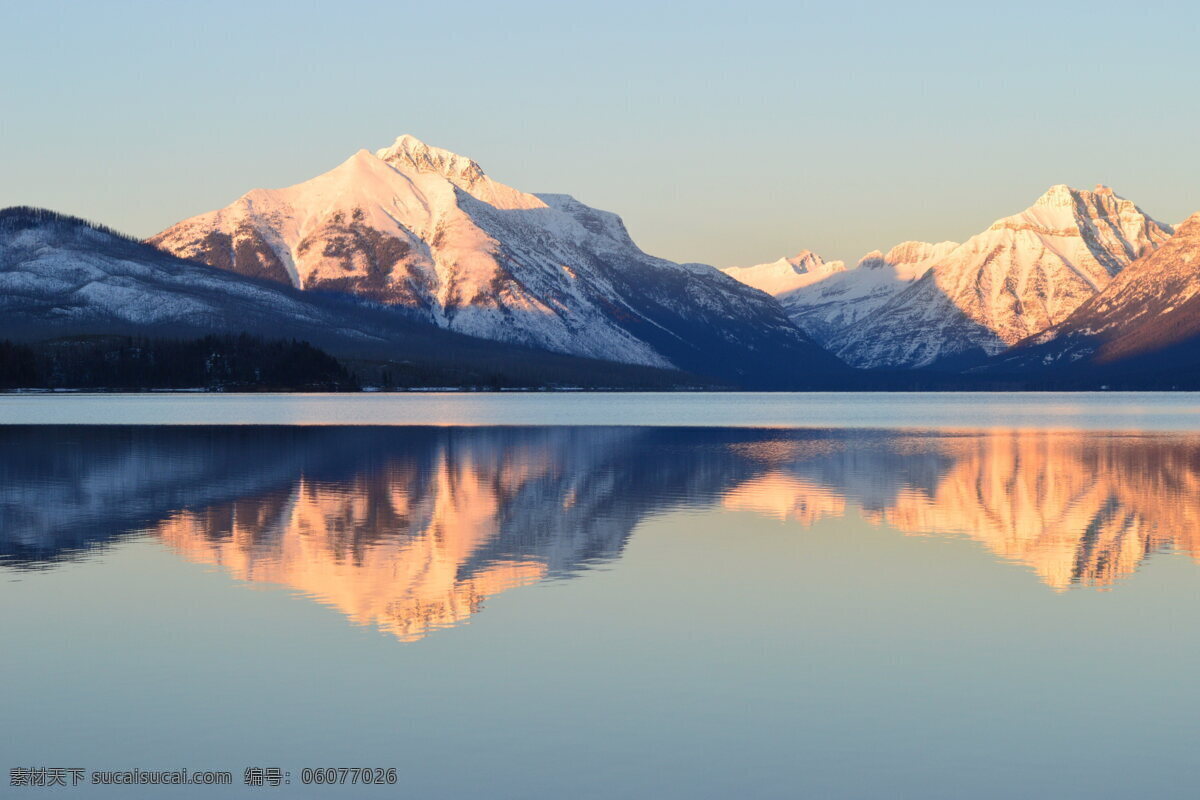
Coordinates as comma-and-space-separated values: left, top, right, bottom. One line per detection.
0, 206, 146, 244
0, 334, 358, 391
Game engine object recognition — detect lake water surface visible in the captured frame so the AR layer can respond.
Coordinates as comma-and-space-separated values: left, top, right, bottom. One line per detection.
4, 394, 1200, 797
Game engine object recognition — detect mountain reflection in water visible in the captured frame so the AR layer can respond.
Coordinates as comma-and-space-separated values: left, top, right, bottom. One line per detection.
3, 426, 1199, 640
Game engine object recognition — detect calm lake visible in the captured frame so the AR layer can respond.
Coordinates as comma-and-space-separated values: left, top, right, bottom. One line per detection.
4, 394, 1200, 798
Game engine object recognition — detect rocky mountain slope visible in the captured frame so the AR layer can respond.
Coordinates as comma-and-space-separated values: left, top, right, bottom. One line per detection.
836, 185, 1173, 368
151, 135, 844, 384
985, 213, 1200, 380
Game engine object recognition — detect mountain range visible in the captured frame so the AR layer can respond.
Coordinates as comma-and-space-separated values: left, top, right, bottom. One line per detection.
724, 242, 959, 346
2, 134, 1198, 389
725, 185, 1176, 370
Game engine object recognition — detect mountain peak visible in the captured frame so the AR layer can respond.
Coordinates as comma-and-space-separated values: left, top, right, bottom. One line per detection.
1030, 183, 1125, 212
837, 184, 1173, 369
1034, 184, 1078, 207
1176, 212, 1200, 236
992, 184, 1167, 243
856, 249, 887, 268
375, 134, 485, 184
780, 250, 840, 274
721, 250, 846, 298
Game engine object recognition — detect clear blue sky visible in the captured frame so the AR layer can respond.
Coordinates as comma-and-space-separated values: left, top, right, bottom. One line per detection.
2, 0, 1196, 266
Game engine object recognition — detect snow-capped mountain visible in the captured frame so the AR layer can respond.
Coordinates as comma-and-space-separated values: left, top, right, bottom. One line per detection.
725, 241, 958, 345
722, 251, 846, 297
834, 185, 1173, 368
986, 212, 1200, 378
0, 207, 698, 387
151, 135, 843, 383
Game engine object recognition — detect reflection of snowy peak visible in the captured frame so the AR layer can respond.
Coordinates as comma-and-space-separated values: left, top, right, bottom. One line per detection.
7, 427, 1197, 601
152, 135, 842, 382
0, 426, 785, 639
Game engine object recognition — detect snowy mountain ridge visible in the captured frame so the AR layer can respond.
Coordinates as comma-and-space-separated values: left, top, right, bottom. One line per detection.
723, 241, 957, 346
722, 251, 846, 297
723, 185, 1172, 368
152, 135, 842, 384
984, 212, 1200, 376
375, 134, 487, 185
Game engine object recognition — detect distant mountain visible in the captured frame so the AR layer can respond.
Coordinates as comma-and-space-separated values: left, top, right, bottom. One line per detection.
836, 185, 1173, 368
983, 213, 1200, 384
722, 186, 1173, 369
0, 207, 701, 389
723, 250, 847, 297
726, 242, 957, 345
151, 135, 845, 385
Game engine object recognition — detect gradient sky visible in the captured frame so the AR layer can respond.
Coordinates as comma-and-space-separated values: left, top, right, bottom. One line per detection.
2, 0, 1197, 267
